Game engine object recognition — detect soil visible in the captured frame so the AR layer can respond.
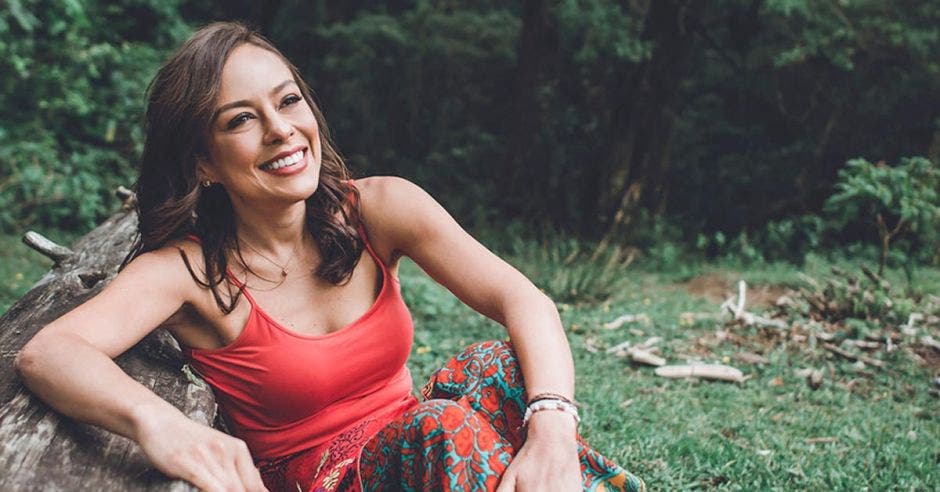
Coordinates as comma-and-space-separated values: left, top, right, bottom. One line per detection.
682, 271, 789, 307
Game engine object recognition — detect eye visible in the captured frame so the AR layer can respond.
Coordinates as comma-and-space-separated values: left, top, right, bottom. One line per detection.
226, 112, 254, 130
280, 94, 302, 108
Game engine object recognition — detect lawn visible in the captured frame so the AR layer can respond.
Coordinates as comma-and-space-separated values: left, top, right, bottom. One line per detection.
3, 231, 938, 490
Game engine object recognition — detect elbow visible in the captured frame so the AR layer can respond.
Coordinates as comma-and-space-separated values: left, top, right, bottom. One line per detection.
538, 292, 560, 317
14, 334, 56, 380
14, 343, 40, 380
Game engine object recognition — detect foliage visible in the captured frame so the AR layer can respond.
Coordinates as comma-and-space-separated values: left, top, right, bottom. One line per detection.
824, 157, 940, 274
498, 232, 630, 304
0, 0, 188, 232
2, 0, 940, 272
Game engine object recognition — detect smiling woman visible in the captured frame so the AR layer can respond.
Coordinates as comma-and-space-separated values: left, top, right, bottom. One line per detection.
14, 21, 644, 492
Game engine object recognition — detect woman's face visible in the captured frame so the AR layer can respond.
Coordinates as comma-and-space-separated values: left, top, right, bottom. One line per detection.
199, 43, 322, 209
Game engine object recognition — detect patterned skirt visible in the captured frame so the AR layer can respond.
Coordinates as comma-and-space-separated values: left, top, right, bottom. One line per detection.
258, 341, 644, 492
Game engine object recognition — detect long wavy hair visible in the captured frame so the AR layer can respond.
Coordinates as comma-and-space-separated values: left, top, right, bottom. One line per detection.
124, 21, 362, 313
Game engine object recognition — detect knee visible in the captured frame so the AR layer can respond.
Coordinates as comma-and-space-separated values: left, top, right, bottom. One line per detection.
403, 400, 475, 439
461, 339, 516, 361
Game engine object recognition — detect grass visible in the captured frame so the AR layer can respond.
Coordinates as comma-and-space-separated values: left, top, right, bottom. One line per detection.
397, 242, 939, 490
3, 231, 937, 490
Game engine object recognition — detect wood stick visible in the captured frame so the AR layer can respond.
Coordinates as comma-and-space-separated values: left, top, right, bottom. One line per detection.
804, 437, 838, 444
822, 343, 884, 368
654, 364, 745, 383
22, 231, 74, 266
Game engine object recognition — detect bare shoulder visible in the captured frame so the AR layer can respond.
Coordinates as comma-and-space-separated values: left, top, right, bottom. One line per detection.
354, 176, 440, 252
356, 176, 459, 256
120, 238, 212, 301
354, 176, 436, 223
354, 175, 427, 207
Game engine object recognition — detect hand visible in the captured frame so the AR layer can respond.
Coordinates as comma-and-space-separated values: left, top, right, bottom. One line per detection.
132, 404, 268, 492
495, 411, 581, 491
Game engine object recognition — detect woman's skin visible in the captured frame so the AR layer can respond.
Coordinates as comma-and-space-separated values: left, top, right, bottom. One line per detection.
15, 44, 581, 491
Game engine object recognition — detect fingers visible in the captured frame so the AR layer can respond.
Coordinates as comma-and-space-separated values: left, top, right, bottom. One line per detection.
232, 440, 268, 492
181, 461, 229, 492
198, 444, 245, 492
495, 470, 516, 492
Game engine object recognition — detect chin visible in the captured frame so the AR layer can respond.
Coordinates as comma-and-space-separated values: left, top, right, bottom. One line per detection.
294, 163, 322, 201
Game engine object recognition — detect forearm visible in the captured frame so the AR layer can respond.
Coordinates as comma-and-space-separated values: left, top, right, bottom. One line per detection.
502, 293, 575, 402
15, 332, 186, 442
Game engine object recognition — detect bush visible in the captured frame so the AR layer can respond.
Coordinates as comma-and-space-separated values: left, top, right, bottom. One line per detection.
495, 230, 631, 304
0, 0, 187, 232
824, 157, 940, 275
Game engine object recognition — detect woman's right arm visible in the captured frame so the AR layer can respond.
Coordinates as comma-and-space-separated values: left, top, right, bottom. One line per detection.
14, 248, 267, 492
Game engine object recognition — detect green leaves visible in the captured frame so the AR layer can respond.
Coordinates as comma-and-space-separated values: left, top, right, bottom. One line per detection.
0, 0, 187, 232
826, 157, 940, 230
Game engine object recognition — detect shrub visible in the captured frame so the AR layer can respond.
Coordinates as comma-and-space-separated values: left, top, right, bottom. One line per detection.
824, 157, 940, 275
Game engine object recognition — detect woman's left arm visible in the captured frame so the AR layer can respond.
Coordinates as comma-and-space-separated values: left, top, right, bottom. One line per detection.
359, 176, 581, 491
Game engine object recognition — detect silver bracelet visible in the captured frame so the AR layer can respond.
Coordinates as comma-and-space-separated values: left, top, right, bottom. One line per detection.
522, 398, 581, 426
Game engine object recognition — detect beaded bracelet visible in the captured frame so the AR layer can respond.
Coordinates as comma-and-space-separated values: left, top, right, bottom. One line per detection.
522, 398, 581, 427
527, 391, 579, 407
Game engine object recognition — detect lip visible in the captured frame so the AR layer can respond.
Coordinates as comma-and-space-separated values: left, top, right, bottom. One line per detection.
261, 148, 308, 176
259, 145, 307, 168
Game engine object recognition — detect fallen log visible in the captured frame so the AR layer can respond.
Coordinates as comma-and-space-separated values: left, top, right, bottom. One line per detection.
0, 192, 214, 491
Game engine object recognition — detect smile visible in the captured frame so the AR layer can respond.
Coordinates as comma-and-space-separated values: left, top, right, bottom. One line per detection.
260, 148, 305, 171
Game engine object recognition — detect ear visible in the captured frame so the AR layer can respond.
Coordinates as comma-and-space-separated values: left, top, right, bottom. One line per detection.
195, 155, 218, 183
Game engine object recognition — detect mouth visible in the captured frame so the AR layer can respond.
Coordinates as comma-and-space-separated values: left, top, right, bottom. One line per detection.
259, 147, 306, 172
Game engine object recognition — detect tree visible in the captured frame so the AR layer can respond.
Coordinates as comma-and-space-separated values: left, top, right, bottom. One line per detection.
825, 157, 940, 275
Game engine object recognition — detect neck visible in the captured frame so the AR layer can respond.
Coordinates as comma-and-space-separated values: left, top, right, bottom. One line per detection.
230, 198, 309, 256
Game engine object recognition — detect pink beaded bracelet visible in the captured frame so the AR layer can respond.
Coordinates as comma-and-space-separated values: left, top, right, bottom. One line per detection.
522, 398, 581, 426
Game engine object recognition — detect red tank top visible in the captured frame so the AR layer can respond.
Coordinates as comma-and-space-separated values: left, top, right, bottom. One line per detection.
182, 222, 417, 460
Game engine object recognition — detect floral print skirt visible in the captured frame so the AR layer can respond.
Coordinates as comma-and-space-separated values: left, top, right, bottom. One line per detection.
259, 341, 644, 492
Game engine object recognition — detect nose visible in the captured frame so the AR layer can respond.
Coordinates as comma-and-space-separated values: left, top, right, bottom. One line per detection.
263, 112, 294, 145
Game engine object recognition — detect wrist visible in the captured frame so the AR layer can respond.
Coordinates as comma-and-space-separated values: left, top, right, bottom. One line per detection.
525, 410, 578, 442
128, 400, 185, 442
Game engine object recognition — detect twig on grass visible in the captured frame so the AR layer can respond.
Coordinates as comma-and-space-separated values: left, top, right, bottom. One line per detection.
608, 337, 666, 366
720, 280, 789, 329
822, 343, 885, 368
603, 313, 651, 330
654, 364, 745, 383
804, 437, 838, 444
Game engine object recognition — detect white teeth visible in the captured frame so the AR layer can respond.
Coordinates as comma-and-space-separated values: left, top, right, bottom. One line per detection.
264, 150, 304, 170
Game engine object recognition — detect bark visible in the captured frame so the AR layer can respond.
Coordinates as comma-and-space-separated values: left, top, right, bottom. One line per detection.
0, 201, 216, 491
504, 0, 561, 219
594, 0, 702, 252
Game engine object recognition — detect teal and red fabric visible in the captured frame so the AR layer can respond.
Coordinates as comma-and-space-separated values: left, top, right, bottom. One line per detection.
259, 341, 644, 491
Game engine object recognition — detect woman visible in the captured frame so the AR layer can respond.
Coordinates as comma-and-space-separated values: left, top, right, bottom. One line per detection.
15, 22, 643, 492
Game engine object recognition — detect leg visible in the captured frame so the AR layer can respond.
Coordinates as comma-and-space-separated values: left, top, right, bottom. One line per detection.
360, 399, 513, 491
422, 340, 527, 448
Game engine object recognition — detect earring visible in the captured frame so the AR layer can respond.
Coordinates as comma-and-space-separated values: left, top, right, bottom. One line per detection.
201, 180, 212, 188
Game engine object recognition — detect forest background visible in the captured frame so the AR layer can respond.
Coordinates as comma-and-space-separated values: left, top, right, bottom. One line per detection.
2, 0, 939, 489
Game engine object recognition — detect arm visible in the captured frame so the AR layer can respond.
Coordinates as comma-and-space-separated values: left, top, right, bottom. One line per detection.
14, 247, 266, 492
359, 176, 581, 490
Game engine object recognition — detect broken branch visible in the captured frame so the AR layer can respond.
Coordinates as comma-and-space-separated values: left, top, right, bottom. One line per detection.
22, 231, 74, 266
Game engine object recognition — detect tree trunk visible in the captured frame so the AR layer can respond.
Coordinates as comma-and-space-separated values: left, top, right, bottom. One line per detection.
503, 0, 561, 220
595, 0, 702, 251
0, 201, 216, 491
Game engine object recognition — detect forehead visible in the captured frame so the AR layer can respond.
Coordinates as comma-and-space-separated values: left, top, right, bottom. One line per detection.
217, 44, 293, 103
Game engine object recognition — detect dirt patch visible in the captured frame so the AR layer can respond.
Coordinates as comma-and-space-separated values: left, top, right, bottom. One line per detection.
913, 345, 940, 371
681, 272, 789, 307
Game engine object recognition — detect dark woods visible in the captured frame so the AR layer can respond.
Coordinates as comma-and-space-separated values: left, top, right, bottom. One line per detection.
2, 0, 938, 262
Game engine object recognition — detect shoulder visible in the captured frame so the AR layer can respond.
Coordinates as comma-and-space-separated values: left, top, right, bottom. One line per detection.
354, 175, 429, 209
352, 176, 461, 258
354, 176, 439, 237
119, 238, 207, 298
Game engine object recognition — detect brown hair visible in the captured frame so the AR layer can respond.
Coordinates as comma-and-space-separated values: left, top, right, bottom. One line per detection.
124, 21, 362, 313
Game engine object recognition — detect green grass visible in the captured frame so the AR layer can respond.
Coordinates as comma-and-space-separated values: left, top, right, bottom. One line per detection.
397, 250, 939, 491
0, 233, 58, 314
3, 232, 937, 489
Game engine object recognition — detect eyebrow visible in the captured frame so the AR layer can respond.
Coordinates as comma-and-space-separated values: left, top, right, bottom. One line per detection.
213, 79, 298, 122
